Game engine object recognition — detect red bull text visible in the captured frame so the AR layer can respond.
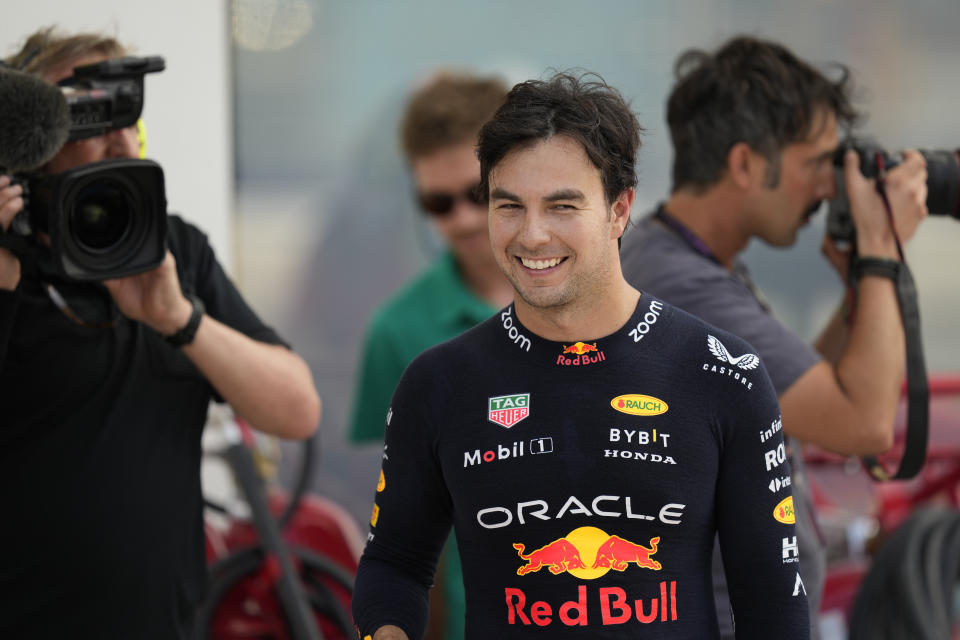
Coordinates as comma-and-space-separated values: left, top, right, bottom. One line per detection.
557, 342, 605, 366
504, 581, 679, 627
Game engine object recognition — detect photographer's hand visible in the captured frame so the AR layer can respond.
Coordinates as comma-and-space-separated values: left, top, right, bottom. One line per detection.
845, 149, 928, 258
0, 175, 25, 291
104, 251, 319, 439
798, 149, 929, 455
102, 250, 192, 335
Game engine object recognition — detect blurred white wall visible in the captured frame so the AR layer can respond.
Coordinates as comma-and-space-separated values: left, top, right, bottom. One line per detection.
0, 0, 234, 269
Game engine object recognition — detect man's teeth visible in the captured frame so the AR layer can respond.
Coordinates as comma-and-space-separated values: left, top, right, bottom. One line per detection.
520, 257, 563, 270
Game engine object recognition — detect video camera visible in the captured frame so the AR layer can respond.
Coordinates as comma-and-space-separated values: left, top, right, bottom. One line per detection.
1, 56, 168, 281
826, 139, 960, 244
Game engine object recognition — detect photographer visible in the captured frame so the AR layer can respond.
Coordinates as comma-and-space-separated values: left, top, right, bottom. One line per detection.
0, 28, 320, 638
620, 36, 927, 638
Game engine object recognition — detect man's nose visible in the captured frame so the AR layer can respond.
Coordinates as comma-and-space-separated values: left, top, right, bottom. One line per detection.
819, 169, 839, 201
104, 127, 137, 158
517, 209, 551, 248
450, 199, 486, 225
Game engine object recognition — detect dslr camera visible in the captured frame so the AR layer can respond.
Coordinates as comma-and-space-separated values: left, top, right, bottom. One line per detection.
826, 139, 959, 244
5, 56, 168, 281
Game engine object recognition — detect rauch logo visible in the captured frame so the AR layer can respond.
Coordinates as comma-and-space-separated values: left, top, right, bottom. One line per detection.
773, 496, 796, 524
610, 394, 668, 416
488, 393, 530, 428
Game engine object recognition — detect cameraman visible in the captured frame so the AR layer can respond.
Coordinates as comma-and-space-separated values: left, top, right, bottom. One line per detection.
0, 28, 320, 638
620, 36, 927, 638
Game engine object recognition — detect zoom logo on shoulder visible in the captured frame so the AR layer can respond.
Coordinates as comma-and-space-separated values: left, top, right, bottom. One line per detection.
464, 437, 554, 468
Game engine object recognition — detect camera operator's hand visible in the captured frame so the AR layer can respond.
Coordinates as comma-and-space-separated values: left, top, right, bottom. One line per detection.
845, 149, 928, 259
0, 175, 25, 291
103, 251, 193, 335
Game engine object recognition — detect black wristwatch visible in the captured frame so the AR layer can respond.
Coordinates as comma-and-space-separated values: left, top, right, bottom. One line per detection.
852, 256, 901, 282
164, 292, 205, 347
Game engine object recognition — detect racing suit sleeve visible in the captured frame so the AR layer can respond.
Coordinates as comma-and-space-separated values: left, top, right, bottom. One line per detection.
351, 353, 454, 639
713, 354, 810, 639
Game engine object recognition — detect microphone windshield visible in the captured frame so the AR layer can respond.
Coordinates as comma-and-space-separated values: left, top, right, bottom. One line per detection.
0, 65, 70, 172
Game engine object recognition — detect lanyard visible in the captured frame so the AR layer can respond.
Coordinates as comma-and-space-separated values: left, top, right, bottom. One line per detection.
654, 205, 721, 264
653, 205, 772, 313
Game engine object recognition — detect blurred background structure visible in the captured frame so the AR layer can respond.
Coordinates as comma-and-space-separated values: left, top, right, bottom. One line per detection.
226, 0, 960, 532
3, 1, 959, 635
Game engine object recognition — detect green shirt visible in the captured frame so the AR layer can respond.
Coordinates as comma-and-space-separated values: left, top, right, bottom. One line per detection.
350, 251, 495, 442
349, 251, 496, 639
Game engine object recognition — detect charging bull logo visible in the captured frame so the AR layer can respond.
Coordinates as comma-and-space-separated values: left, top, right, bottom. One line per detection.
513, 527, 663, 579
513, 539, 587, 575
592, 535, 662, 571
563, 342, 598, 355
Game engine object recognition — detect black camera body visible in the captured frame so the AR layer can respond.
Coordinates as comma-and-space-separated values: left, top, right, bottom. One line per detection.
13, 159, 167, 281
826, 139, 960, 244
60, 56, 165, 142
4, 56, 168, 281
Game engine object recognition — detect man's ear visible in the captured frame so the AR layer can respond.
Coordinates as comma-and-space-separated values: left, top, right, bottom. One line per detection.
727, 142, 757, 190
611, 187, 635, 239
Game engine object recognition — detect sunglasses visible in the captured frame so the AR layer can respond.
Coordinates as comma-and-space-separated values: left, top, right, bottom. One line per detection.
418, 184, 484, 217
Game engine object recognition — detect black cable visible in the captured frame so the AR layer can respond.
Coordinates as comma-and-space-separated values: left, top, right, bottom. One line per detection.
192, 545, 354, 640
849, 507, 960, 640
279, 431, 318, 530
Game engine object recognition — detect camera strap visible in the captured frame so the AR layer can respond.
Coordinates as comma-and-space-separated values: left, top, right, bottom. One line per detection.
859, 155, 929, 481
0, 231, 40, 257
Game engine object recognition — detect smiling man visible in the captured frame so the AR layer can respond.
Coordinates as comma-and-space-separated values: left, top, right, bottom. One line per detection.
619, 36, 928, 638
352, 73, 810, 639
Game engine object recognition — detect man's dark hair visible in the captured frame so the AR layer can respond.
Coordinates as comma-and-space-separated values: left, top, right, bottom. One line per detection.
477, 72, 642, 206
667, 35, 860, 193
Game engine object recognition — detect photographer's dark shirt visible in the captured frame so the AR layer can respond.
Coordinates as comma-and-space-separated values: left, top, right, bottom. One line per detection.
352, 297, 810, 639
0, 215, 286, 639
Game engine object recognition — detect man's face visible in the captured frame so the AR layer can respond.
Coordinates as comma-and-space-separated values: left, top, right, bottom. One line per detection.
42, 54, 141, 174
751, 109, 839, 247
488, 135, 629, 310
412, 142, 490, 264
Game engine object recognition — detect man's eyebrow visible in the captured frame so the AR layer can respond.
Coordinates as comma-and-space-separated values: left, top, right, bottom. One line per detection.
815, 148, 836, 162
490, 187, 521, 201
544, 189, 587, 203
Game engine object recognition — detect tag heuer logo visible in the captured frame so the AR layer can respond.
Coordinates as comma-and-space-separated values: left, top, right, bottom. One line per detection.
707, 335, 760, 370
488, 393, 530, 428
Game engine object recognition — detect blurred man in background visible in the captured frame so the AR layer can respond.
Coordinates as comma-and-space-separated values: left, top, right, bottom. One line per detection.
0, 27, 320, 638
348, 71, 511, 638
620, 35, 928, 638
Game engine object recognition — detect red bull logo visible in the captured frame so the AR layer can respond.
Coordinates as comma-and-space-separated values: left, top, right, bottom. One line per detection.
557, 342, 606, 366
563, 341, 598, 355
513, 539, 587, 576
592, 535, 662, 571
505, 581, 679, 627
513, 527, 663, 579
